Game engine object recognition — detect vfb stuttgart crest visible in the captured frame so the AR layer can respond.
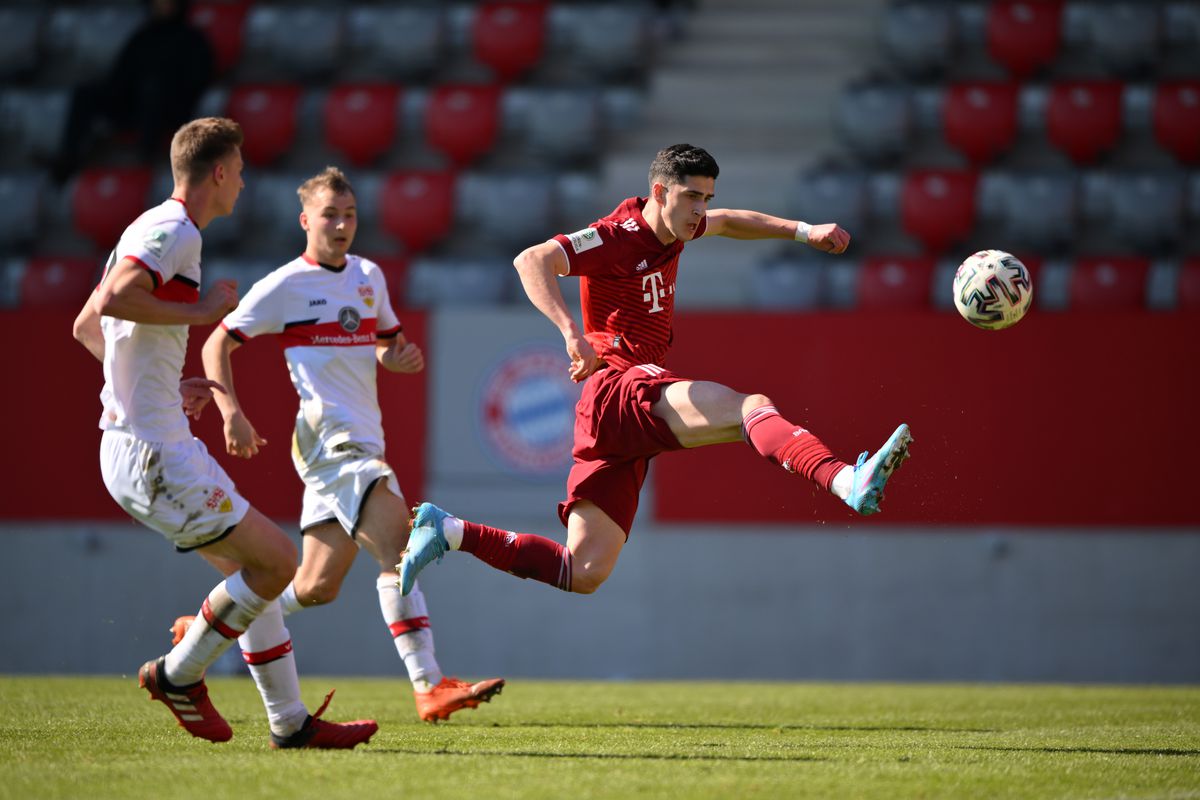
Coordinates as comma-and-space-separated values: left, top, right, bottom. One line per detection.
476, 344, 579, 478
338, 306, 361, 332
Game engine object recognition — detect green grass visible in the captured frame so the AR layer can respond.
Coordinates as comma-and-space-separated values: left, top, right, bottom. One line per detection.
1, 677, 1197, 800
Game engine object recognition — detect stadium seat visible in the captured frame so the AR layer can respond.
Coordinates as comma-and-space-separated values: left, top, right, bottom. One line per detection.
1045, 81, 1124, 165
999, 171, 1077, 252
1068, 256, 1149, 309
424, 85, 501, 166
1178, 258, 1200, 311
857, 255, 935, 310
1087, 2, 1160, 77
226, 84, 302, 166
553, 4, 651, 79
243, 171, 306, 250
1106, 173, 1186, 252
942, 81, 1019, 164
520, 89, 601, 163
900, 169, 979, 253
343, 5, 443, 81
881, 2, 956, 77
365, 254, 410, 309
379, 171, 456, 253
20, 256, 99, 309
0, 9, 41, 80
189, 1, 248, 76
751, 257, 825, 310
323, 84, 401, 167
406, 258, 508, 307
241, 5, 341, 80
472, 1, 548, 82
0, 173, 41, 247
71, 167, 152, 250
986, 0, 1064, 79
787, 168, 871, 239
457, 172, 554, 249
42, 7, 142, 84
1152, 82, 1200, 165
836, 84, 913, 165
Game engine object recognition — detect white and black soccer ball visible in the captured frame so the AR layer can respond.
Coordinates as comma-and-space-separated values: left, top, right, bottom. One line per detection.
952, 249, 1033, 330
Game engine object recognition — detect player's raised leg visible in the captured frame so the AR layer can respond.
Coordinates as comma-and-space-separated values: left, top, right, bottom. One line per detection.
357, 485, 505, 721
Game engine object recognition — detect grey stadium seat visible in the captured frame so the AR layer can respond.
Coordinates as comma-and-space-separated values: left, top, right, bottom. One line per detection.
42, 7, 142, 84
406, 258, 508, 307
0, 9, 42, 80
343, 5, 443, 81
788, 168, 871, 235
521, 89, 602, 163
0, 89, 68, 165
1106, 172, 1187, 252
0, 172, 43, 248
241, 6, 342, 81
999, 171, 1078, 253
751, 257, 825, 310
1086, 2, 1161, 76
881, 2, 956, 78
456, 172, 555, 250
551, 4, 651, 79
836, 83, 914, 165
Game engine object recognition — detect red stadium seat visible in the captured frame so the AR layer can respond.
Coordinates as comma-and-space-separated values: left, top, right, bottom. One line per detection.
942, 81, 1019, 164
367, 254, 411, 309
424, 84, 501, 165
324, 84, 401, 167
1046, 81, 1124, 165
1178, 258, 1200, 311
189, 1, 248, 75
986, 0, 1064, 79
472, 1, 548, 82
1069, 256, 1149, 309
857, 255, 935, 309
71, 167, 152, 250
379, 171, 456, 253
20, 256, 99, 309
226, 84, 302, 166
900, 169, 979, 253
1152, 81, 1200, 165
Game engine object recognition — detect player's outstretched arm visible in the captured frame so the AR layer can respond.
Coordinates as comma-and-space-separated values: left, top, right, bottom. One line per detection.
378, 333, 424, 374
513, 240, 598, 383
95, 258, 239, 325
72, 289, 105, 362
704, 209, 851, 254
201, 327, 266, 459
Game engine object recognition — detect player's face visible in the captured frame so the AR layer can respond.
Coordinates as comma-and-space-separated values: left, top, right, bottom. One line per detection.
214, 148, 245, 216
302, 188, 357, 264
657, 175, 715, 242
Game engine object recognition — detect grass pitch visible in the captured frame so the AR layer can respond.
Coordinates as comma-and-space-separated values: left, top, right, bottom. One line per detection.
1, 677, 1197, 800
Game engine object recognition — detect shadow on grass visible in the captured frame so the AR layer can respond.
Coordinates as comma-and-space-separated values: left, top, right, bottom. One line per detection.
369, 747, 829, 763
448, 721, 995, 734
962, 746, 1200, 757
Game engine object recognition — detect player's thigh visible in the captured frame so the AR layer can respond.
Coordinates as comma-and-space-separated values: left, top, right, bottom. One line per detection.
566, 501, 627, 593
354, 482, 410, 569
294, 521, 359, 593
652, 380, 755, 448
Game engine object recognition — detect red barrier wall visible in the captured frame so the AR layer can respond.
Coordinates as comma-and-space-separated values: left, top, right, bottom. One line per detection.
0, 310, 427, 522
654, 311, 1200, 527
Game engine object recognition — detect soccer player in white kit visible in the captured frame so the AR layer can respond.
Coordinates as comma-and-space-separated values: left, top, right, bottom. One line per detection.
198, 166, 504, 721
71, 119, 377, 748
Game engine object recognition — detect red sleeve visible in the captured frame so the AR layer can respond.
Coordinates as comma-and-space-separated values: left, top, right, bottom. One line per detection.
553, 221, 624, 278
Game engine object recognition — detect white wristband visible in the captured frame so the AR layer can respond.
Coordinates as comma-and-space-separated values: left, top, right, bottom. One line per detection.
793, 221, 811, 243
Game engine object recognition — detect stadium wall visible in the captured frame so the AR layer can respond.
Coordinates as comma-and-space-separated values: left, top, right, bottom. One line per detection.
0, 308, 1197, 681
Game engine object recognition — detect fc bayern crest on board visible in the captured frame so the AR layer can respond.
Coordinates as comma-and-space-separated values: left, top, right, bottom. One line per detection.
476, 343, 579, 478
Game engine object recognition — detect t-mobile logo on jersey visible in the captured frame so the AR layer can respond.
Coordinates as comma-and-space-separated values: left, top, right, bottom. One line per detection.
642, 271, 673, 313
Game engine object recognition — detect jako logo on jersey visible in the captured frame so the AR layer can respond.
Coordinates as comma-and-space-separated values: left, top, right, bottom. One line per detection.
635, 259, 650, 272
642, 271, 673, 313
476, 344, 578, 478
338, 306, 361, 332
309, 298, 327, 307
567, 227, 603, 254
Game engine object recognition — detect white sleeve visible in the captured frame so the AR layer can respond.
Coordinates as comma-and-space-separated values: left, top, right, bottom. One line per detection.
367, 260, 402, 336
117, 217, 193, 285
220, 271, 289, 340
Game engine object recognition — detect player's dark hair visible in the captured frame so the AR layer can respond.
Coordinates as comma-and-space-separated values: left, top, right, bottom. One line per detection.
169, 117, 243, 185
297, 166, 356, 206
648, 144, 719, 190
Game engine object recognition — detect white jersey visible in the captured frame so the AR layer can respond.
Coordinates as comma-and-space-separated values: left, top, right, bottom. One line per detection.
98, 198, 202, 443
220, 254, 402, 464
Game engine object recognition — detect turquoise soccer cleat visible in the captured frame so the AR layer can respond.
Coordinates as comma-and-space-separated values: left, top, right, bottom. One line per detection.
397, 502, 452, 596
845, 423, 912, 516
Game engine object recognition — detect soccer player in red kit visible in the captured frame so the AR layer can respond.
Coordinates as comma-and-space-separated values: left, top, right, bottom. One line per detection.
398, 144, 912, 597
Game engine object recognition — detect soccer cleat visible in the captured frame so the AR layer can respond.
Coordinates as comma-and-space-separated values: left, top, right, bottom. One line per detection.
844, 423, 913, 516
396, 502, 452, 596
170, 615, 195, 646
414, 677, 506, 723
138, 656, 233, 742
269, 690, 378, 750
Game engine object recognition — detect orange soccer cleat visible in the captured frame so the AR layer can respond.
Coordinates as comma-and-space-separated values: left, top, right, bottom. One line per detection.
269, 690, 378, 749
169, 615, 195, 646
138, 656, 233, 742
414, 676, 505, 722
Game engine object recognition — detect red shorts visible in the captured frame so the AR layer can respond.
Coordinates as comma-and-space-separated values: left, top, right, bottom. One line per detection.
557, 364, 687, 537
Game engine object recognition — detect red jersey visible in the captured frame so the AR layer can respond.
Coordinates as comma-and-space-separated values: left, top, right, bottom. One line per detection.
552, 196, 707, 371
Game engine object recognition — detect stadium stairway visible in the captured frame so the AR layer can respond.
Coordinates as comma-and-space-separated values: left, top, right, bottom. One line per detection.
599, 0, 889, 308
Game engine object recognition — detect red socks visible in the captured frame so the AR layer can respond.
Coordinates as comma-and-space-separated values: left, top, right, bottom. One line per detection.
742, 405, 848, 492
461, 522, 573, 592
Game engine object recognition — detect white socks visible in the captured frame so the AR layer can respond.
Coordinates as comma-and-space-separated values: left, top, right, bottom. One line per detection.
831, 465, 854, 500
166, 571, 268, 685
376, 574, 443, 691
442, 516, 464, 550
238, 600, 308, 738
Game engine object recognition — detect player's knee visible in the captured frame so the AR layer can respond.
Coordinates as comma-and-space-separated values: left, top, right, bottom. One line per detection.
299, 579, 341, 606
742, 393, 773, 415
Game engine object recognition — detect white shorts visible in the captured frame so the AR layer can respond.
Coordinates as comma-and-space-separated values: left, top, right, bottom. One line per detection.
294, 438, 402, 536
100, 430, 250, 551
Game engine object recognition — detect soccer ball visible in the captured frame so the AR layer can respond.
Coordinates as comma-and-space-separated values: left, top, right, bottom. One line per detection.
952, 249, 1033, 330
